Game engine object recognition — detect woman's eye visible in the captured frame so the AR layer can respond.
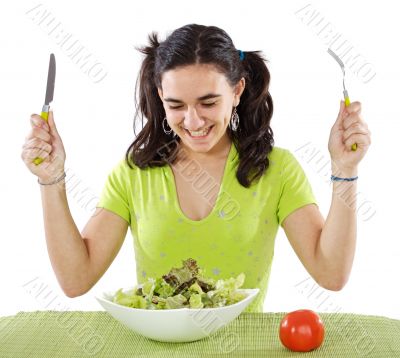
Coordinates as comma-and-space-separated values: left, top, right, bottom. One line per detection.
169, 102, 216, 110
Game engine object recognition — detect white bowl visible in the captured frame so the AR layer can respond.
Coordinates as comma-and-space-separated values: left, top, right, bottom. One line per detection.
95, 287, 259, 342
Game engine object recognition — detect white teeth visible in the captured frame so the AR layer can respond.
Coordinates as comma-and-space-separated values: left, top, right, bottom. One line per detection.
187, 126, 212, 136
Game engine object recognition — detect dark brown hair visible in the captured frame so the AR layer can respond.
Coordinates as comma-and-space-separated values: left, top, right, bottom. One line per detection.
125, 24, 274, 188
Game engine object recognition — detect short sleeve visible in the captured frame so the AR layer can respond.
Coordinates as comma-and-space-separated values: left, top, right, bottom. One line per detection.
96, 159, 131, 224
276, 150, 318, 226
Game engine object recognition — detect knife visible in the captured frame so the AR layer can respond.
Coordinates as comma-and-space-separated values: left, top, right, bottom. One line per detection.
33, 53, 56, 165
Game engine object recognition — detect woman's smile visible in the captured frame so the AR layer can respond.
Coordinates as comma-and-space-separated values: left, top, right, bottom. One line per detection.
183, 125, 214, 139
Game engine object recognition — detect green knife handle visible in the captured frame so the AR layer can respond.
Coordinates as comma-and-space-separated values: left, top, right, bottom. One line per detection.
33, 105, 50, 165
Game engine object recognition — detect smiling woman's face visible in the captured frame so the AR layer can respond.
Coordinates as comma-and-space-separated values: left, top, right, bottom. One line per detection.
158, 63, 245, 158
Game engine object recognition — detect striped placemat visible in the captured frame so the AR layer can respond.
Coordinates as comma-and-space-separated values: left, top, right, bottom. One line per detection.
0, 311, 399, 357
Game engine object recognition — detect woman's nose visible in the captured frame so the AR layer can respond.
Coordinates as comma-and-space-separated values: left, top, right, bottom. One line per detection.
183, 107, 206, 131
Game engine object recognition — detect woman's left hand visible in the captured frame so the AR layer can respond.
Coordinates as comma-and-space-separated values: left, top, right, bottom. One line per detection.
328, 100, 371, 172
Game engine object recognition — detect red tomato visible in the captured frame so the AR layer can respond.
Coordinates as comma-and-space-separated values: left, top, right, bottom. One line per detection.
279, 309, 325, 352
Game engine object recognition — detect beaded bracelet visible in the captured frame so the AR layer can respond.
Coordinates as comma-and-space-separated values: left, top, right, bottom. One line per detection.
330, 174, 358, 182
38, 172, 66, 185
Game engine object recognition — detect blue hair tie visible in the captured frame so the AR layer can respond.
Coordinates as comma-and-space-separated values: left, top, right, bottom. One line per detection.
238, 50, 245, 61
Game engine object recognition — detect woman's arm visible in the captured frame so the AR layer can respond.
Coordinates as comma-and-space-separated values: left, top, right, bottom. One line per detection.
41, 182, 129, 297
281, 167, 358, 291
314, 166, 358, 290
283, 100, 370, 290
40, 181, 91, 296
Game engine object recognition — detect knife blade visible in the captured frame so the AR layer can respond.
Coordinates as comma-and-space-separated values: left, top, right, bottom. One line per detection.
33, 53, 56, 165
43, 53, 56, 108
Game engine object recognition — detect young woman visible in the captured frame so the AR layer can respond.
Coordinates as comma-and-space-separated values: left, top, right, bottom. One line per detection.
21, 24, 371, 312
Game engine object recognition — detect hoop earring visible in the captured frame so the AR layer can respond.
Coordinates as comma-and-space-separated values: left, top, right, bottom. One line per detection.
162, 117, 173, 135
230, 107, 240, 131
162, 117, 178, 138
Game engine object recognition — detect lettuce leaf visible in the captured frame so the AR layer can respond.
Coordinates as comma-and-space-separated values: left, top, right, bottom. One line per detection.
112, 258, 247, 310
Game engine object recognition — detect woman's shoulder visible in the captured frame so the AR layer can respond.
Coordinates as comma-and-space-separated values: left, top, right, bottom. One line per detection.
266, 146, 304, 174
107, 157, 139, 178
267, 146, 291, 163
267, 146, 310, 178
114, 156, 140, 171
113, 156, 162, 176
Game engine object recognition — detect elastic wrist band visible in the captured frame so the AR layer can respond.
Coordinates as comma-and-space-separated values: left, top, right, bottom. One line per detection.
330, 174, 358, 182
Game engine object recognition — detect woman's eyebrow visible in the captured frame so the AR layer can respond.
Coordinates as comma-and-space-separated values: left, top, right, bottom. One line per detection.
163, 93, 222, 103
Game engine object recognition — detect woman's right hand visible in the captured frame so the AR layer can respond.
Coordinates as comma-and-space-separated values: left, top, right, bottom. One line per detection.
21, 111, 66, 183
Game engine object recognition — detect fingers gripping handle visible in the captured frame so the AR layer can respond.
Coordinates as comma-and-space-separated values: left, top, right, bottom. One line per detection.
32, 105, 50, 165
343, 91, 357, 151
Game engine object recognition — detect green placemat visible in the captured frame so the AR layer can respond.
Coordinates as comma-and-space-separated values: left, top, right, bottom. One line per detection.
1, 311, 399, 357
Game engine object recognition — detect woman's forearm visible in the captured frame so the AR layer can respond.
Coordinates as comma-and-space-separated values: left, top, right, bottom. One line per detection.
40, 179, 90, 297
315, 164, 358, 290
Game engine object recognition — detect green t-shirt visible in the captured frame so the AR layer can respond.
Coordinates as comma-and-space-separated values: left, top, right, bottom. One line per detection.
96, 142, 318, 312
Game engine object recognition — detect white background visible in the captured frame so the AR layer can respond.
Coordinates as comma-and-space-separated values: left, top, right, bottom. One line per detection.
0, 0, 398, 320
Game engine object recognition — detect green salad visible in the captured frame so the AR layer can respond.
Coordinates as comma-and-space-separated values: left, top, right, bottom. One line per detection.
112, 258, 247, 309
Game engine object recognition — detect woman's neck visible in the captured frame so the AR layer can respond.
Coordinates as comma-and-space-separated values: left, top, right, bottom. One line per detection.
177, 134, 232, 166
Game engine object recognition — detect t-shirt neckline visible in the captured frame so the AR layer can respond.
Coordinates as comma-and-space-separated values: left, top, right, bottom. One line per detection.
166, 141, 235, 225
